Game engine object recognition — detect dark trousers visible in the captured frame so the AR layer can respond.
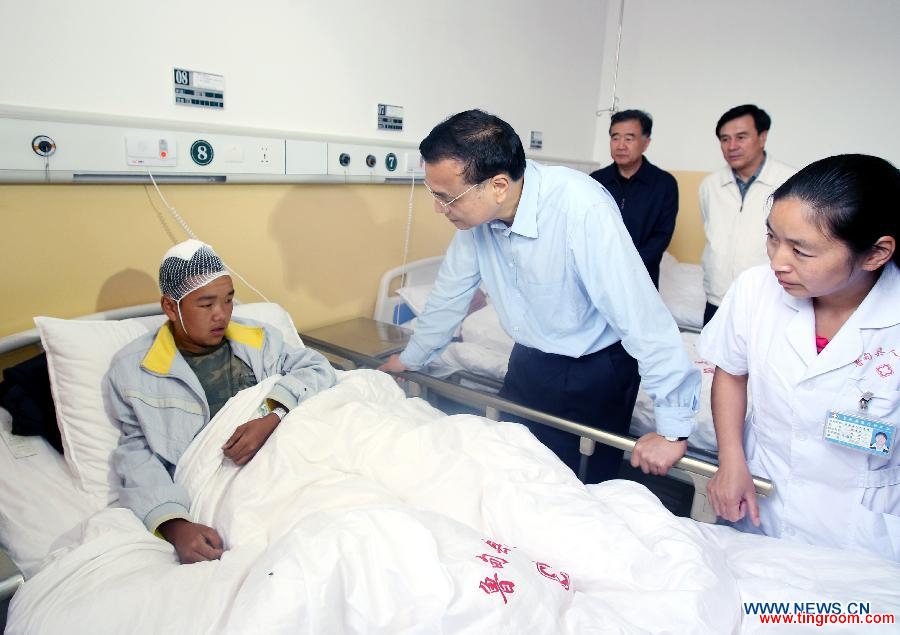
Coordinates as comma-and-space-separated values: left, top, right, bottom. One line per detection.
498, 341, 640, 483
703, 302, 719, 326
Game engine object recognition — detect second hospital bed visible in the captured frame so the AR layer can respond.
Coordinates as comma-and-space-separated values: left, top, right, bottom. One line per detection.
1, 303, 898, 633
372, 252, 721, 455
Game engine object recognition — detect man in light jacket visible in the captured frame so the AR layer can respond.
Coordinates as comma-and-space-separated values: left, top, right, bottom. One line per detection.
699, 104, 796, 324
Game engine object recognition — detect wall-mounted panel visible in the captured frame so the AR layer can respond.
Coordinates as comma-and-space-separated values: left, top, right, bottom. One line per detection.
0, 116, 286, 182
0, 111, 594, 184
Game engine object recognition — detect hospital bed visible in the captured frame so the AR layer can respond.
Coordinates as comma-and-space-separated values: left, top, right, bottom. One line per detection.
373, 252, 721, 456
1, 303, 898, 633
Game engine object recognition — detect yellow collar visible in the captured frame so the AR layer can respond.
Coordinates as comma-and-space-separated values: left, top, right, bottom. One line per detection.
141, 320, 265, 374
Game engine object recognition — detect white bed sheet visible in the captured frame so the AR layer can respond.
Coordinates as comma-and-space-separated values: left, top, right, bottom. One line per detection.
8, 370, 898, 634
0, 408, 101, 579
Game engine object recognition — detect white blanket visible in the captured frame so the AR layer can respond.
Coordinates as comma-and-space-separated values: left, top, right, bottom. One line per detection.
7, 370, 899, 634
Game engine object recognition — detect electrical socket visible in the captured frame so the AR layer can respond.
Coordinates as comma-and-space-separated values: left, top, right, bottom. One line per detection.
258, 145, 271, 165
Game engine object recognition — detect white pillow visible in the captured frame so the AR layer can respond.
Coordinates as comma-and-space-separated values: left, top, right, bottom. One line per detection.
659, 252, 705, 331
34, 303, 302, 503
394, 284, 433, 317
459, 304, 513, 356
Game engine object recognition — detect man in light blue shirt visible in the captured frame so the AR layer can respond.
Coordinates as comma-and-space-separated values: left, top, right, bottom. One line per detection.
380, 109, 699, 482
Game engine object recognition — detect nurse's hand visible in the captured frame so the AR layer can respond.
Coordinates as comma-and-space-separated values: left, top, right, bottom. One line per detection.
377, 354, 408, 374
631, 432, 687, 475
708, 461, 760, 526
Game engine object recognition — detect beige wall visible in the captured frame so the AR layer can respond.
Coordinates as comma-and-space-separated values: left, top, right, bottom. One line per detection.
0, 182, 455, 340
1, 171, 707, 348
668, 170, 706, 264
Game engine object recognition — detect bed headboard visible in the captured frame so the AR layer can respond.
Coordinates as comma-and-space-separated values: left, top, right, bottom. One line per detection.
373, 256, 443, 324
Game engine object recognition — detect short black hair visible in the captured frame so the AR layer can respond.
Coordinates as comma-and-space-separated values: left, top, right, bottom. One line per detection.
419, 109, 526, 184
610, 109, 652, 136
772, 154, 900, 267
715, 104, 771, 137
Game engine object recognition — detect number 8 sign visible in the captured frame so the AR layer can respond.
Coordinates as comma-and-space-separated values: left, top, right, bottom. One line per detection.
190, 140, 214, 166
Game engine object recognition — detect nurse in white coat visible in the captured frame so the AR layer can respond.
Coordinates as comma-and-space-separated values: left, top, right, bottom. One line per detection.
698, 154, 900, 561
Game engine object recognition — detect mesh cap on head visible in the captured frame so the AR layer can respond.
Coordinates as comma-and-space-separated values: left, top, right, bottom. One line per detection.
159, 239, 229, 302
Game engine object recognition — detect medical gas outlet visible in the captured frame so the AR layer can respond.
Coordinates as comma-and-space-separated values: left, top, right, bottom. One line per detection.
327, 144, 412, 177
32, 135, 56, 157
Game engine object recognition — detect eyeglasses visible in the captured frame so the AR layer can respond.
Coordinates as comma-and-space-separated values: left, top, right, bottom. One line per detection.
424, 178, 487, 210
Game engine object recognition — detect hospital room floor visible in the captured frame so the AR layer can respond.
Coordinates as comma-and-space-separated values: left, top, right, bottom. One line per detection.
429, 394, 695, 518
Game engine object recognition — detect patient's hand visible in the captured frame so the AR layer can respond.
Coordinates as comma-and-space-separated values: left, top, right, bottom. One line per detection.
158, 518, 225, 564
377, 354, 408, 374
631, 432, 687, 476
222, 413, 280, 466
708, 460, 760, 526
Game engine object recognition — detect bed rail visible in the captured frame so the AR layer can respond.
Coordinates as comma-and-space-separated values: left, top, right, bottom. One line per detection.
0, 548, 23, 608
0, 303, 163, 355
301, 333, 774, 523
373, 256, 444, 324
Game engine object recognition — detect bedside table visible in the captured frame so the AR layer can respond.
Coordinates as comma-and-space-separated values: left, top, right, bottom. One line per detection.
302, 317, 411, 368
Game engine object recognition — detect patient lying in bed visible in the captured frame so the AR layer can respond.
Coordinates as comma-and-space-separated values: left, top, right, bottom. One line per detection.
106, 240, 335, 563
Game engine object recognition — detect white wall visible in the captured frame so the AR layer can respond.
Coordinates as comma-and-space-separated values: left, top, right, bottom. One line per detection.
0, 0, 609, 163
593, 0, 900, 171
5, 1, 897, 174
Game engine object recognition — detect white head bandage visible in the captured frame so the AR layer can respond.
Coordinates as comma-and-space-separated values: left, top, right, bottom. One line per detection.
159, 240, 229, 335
159, 239, 229, 302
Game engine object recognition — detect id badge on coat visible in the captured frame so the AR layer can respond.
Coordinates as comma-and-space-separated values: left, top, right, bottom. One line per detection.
824, 409, 895, 458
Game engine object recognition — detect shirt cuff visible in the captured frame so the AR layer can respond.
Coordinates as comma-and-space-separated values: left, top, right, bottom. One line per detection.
267, 384, 298, 410
398, 344, 427, 371
653, 406, 697, 439
146, 502, 191, 536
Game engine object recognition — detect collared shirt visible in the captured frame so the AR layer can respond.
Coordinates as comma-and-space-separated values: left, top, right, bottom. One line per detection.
400, 160, 699, 436
734, 153, 767, 200
589, 157, 679, 287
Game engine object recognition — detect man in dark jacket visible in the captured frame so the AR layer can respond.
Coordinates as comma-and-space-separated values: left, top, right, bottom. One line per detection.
590, 109, 678, 287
